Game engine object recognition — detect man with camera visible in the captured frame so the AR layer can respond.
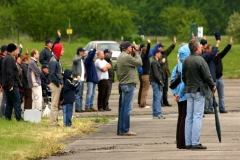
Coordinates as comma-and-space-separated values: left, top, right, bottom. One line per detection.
117, 41, 142, 136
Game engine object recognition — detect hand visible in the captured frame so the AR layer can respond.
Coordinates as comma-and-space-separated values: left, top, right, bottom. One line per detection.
212, 86, 216, 93
162, 58, 166, 63
174, 95, 180, 101
133, 45, 139, 55
9, 87, 13, 91
94, 43, 98, 49
230, 36, 233, 45
216, 40, 221, 47
106, 63, 111, 69
173, 36, 177, 44
203, 35, 207, 40
77, 75, 81, 82
59, 100, 64, 105
57, 30, 61, 37
157, 38, 160, 44
19, 44, 23, 49
147, 39, 151, 43
192, 32, 195, 39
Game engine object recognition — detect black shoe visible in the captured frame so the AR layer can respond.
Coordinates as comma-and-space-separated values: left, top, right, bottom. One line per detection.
164, 103, 172, 107
185, 145, 192, 149
204, 111, 214, 114
105, 108, 112, 111
220, 110, 228, 113
75, 110, 85, 113
192, 144, 207, 149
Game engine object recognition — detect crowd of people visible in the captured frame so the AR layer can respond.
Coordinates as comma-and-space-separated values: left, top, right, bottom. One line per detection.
0, 30, 232, 149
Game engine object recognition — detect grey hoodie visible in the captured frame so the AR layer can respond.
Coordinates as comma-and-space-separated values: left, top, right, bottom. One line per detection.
27, 58, 41, 88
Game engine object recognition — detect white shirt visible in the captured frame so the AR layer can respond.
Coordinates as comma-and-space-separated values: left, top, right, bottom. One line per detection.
80, 59, 85, 81
95, 59, 109, 80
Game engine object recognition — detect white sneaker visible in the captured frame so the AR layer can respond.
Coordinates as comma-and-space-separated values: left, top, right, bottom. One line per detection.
153, 115, 166, 119
143, 105, 151, 109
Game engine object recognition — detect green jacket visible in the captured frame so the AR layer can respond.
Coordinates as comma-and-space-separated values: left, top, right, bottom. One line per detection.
117, 51, 142, 85
159, 44, 175, 79
182, 53, 215, 96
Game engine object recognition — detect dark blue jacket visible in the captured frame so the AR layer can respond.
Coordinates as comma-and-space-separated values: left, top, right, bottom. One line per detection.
84, 49, 99, 84
202, 47, 218, 82
141, 43, 151, 75
40, 36, 61, 65
215, 44, 231, 79
61, 69, 79, 104
40, 71, 50, 90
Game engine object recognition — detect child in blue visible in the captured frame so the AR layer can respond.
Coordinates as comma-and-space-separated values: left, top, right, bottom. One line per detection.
61, 69, 80, 126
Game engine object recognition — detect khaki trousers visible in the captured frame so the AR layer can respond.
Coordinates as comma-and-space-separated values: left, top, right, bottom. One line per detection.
140, 75, 150, 107
32, 86, 42, 110
50, 83, 62, 126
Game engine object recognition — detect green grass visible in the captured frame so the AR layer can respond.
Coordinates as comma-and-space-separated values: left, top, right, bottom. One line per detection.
0, 116, 109, 160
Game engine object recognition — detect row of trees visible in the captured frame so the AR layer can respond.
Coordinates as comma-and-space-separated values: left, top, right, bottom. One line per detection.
0, 0, 240, 41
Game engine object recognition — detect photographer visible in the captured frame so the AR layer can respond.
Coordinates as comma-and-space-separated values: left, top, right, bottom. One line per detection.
117, 41, 142, 136
149, 49, 165, 119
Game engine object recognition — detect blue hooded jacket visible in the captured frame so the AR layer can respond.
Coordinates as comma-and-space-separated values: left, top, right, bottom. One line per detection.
170, 44, 190, 102
84, 49, 99, 84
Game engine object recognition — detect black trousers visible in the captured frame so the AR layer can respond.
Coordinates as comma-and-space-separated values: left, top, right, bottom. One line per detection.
176, 100, 187, 149
105, 81, 112, 109
162, 77, 169, 105
97, 80, 109, 110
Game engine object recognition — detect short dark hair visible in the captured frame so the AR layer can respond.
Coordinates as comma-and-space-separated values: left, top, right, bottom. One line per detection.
188, 38, 200, 53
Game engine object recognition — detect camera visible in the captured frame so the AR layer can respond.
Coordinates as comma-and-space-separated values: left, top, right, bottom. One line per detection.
131, 45, 139, 51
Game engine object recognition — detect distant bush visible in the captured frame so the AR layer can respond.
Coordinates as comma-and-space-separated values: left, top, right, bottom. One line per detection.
123, 34, 143, 44
226, 12, 240, 42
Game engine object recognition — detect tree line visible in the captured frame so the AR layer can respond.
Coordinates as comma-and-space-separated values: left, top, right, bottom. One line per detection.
0, 0, 239, 41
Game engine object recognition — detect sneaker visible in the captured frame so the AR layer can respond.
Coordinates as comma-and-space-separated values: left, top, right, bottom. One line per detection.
192, 143, 207, 149
90, 108, 98, 112
220, 110, 228, 113
153, 115, 166, 119
98, 109, 105, 112
143, 105, 151, 109
121, 131, 136, 136
85, 108, 92, 112
105, 108, 112, 111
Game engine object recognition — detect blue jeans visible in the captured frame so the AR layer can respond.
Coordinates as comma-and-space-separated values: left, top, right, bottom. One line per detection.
185, 92, 205, 146
151, 82, 162, 117
62, 103, 73, 126
3, 86, 22, 121
216, 77, 225, 111
85, 82, 96, 109
75, 81, 84, 111
118, 84, 135, 133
